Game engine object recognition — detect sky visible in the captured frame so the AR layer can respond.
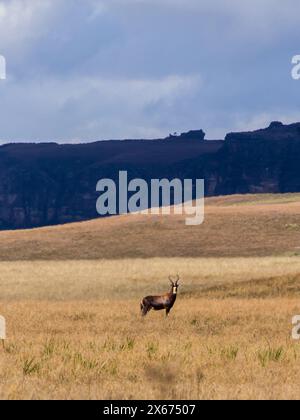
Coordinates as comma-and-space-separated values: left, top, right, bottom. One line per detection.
0, 0, 299, 142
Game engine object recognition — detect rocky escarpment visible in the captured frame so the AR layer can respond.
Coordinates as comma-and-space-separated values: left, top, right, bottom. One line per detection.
0, 122, 300, 229
216, 122, 300, 194
225, 121, 300, 142
0, 133, 220, 229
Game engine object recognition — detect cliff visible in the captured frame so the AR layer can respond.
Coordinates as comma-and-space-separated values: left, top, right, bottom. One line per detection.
0, 122, 300, 229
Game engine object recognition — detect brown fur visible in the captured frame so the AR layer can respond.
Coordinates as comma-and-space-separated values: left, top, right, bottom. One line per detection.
140, 275, 180, 317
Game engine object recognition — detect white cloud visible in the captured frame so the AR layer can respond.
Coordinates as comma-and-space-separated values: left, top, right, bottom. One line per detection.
0, 0, 299, 141
0, 0, 59, 51
0, 74, 202, 141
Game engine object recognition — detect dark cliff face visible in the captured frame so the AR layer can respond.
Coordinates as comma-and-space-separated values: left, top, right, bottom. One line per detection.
0, 135, 221, 229
218, 122, 300, 194
1, 122, 300, 230
225, 121, 300, 142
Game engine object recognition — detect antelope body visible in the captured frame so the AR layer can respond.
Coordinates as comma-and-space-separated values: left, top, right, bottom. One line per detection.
140, 276, 180, 317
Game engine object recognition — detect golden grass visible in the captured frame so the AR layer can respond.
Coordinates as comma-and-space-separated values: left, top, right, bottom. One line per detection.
1, 297, 300, 400
1, 194, 300, 399
0, 256, 300, 399
0, 256, 300, 301
0, 194, 300, 260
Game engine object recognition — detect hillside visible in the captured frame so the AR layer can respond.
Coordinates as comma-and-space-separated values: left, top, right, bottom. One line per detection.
1, 121, 300, 229
1, 193, 300, 260
0, 133, 221, 229
1, 193, 300, 400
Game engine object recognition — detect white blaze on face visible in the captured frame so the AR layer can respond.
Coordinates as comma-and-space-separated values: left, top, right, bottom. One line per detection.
173, 286, 177, 294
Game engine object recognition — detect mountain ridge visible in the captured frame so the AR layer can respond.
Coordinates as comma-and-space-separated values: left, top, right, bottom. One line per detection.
0, 121, 300, 229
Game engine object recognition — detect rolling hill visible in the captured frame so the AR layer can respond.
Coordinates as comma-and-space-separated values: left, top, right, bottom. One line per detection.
1, 193, 300, 400
1, 193, 300, 260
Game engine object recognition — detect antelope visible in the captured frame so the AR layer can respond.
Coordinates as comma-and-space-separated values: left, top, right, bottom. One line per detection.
140, 275, 180, 317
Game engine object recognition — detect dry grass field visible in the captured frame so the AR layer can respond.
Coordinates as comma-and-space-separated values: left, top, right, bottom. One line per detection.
1, 193, 300, 261
1, 194, 300, 399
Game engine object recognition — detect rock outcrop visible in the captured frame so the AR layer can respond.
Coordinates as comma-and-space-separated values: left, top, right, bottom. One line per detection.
0, 122, 300, 229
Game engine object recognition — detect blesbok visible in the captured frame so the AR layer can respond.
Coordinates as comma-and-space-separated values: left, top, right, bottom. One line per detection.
140, 275, 180, 317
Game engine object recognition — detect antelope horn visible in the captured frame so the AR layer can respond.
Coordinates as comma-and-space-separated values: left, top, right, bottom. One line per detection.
169, 275, 174, 284
175, 274, 180, 284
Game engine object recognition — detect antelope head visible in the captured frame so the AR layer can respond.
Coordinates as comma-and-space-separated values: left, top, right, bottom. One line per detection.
169, 275, 180, 295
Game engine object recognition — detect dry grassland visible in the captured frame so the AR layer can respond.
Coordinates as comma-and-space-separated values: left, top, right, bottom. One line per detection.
0, 194, 300, 260
0, 257, 300, 399
0, 195, 300, 399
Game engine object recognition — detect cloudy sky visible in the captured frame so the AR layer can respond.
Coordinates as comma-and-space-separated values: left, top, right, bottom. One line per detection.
0, 0, 299, 142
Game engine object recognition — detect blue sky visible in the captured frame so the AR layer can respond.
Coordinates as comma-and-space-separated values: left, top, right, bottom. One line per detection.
0, 0, 299, 142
